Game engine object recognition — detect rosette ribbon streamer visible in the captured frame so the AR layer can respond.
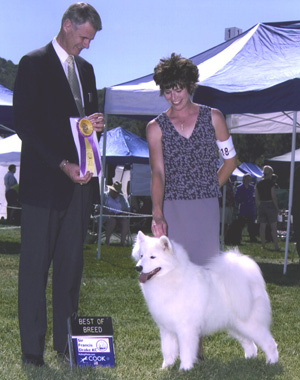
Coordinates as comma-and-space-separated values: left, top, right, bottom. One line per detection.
77, 118, 101, 176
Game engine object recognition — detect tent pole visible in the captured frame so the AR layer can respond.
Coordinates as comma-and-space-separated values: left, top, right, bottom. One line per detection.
283, 111, 297, 274
96, 114, 108, 259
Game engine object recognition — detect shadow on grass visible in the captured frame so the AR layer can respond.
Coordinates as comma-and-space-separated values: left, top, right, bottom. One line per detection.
259, 262, 300, 287
21, 363, 120, 380
0, 241, 20, 255
19, 357, 283, 380
157, 358, 283, 380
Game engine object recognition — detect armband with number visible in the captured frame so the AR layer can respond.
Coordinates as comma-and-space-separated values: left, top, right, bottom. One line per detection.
216, 136, 236, 159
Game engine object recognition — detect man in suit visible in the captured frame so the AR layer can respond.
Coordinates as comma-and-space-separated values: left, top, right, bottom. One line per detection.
13, 3, 104, 366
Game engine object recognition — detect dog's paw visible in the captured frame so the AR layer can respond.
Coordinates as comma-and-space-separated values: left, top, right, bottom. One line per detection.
244, 342, 258, 359
266, 345, 279, 364
179, 364, 194, 371
162, 357, 176, 369
179, 361, 195, 371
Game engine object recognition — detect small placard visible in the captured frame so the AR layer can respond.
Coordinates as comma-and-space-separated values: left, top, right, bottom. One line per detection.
68, 316, 115, 368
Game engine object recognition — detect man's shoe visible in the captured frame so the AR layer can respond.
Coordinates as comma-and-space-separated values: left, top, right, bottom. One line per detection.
22, 353, 45, 367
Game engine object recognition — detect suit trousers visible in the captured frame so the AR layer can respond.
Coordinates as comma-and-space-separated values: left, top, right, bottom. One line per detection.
18, 183, 93, 355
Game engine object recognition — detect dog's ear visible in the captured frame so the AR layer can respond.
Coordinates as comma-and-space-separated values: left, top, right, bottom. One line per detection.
132, 231, 145, 261
159, 235, 172, 252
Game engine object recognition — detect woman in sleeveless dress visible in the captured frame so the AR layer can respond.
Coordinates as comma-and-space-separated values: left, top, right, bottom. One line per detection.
146, 53, 237, 360
147, 53, 237, 265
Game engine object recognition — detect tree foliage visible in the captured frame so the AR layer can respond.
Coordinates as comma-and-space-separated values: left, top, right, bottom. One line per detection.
0, 58, 18, 90
232, 133, 300, 167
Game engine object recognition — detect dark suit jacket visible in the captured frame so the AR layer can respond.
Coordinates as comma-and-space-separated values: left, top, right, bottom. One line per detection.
13, 42, 99, 209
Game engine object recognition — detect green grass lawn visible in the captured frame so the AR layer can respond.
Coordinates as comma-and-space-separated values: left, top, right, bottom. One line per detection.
0, 226, 299, 379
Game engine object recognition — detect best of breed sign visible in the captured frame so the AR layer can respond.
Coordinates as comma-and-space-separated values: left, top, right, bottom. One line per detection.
68, 316, 115, 368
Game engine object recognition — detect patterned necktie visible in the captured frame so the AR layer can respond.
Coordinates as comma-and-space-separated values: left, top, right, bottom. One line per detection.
67, 55, 85, 117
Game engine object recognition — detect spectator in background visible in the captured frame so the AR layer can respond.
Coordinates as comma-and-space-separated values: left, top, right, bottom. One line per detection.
103, 181, 130, 245
292, 166, 300, 262
235, 173, 257, 242
272, 173, 280, 189
219, 178, 235, 237
4, 164, 18, 223
255, 165, 280, 251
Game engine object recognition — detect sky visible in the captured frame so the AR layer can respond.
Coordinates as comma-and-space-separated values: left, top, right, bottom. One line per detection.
1, 0, 300, 89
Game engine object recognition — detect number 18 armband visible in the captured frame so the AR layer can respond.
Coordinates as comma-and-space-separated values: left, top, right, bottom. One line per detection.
216, 136, 236, 159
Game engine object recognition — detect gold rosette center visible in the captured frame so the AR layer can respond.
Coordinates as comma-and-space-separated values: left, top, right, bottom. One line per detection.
78, 118, 93, 137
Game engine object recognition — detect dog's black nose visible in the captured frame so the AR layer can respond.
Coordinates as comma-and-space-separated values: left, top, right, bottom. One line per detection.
136, 265, 143, 273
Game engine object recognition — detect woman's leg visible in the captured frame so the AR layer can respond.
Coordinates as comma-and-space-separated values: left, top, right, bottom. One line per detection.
105, 217, 117, 245
260, 222, 267, 248
270, 221, 279, 250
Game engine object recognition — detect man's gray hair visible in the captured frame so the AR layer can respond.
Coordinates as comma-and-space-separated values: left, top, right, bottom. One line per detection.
62, 2, 102, 31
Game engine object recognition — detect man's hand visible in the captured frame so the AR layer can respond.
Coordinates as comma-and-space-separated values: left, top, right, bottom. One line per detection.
87, 113, 105, 133
60, 161, 93, 185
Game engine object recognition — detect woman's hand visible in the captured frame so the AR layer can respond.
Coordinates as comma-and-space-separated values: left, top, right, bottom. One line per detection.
151, 215, 168, 237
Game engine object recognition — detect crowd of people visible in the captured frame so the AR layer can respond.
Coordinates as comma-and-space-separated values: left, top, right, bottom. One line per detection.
222, 166, 283, 251
3, 1, 297, 370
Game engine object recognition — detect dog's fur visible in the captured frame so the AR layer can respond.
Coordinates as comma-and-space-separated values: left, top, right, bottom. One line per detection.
132, 231, 278, 370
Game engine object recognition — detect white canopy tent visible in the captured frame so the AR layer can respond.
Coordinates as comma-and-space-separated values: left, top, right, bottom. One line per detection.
0, 134, 22, 164
105, 22, 300, 134
269, 148, 300, 163
102, 22, 300, 271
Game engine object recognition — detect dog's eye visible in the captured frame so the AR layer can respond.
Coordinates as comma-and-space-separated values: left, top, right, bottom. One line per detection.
150, 256, 156, 259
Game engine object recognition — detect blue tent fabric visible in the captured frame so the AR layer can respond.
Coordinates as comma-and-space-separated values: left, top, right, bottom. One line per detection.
0, 84, 13, 105
194, 79, 300, 115
99, 126, 149, 165
231, 166, 246, 179
0, 84, 13, 130
238, 163, 263, 178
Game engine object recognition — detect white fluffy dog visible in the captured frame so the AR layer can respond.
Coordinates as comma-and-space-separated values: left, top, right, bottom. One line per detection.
132, 231, 278, 371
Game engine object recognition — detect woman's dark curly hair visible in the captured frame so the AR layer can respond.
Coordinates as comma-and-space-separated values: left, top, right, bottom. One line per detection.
153, 53, 199, 95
